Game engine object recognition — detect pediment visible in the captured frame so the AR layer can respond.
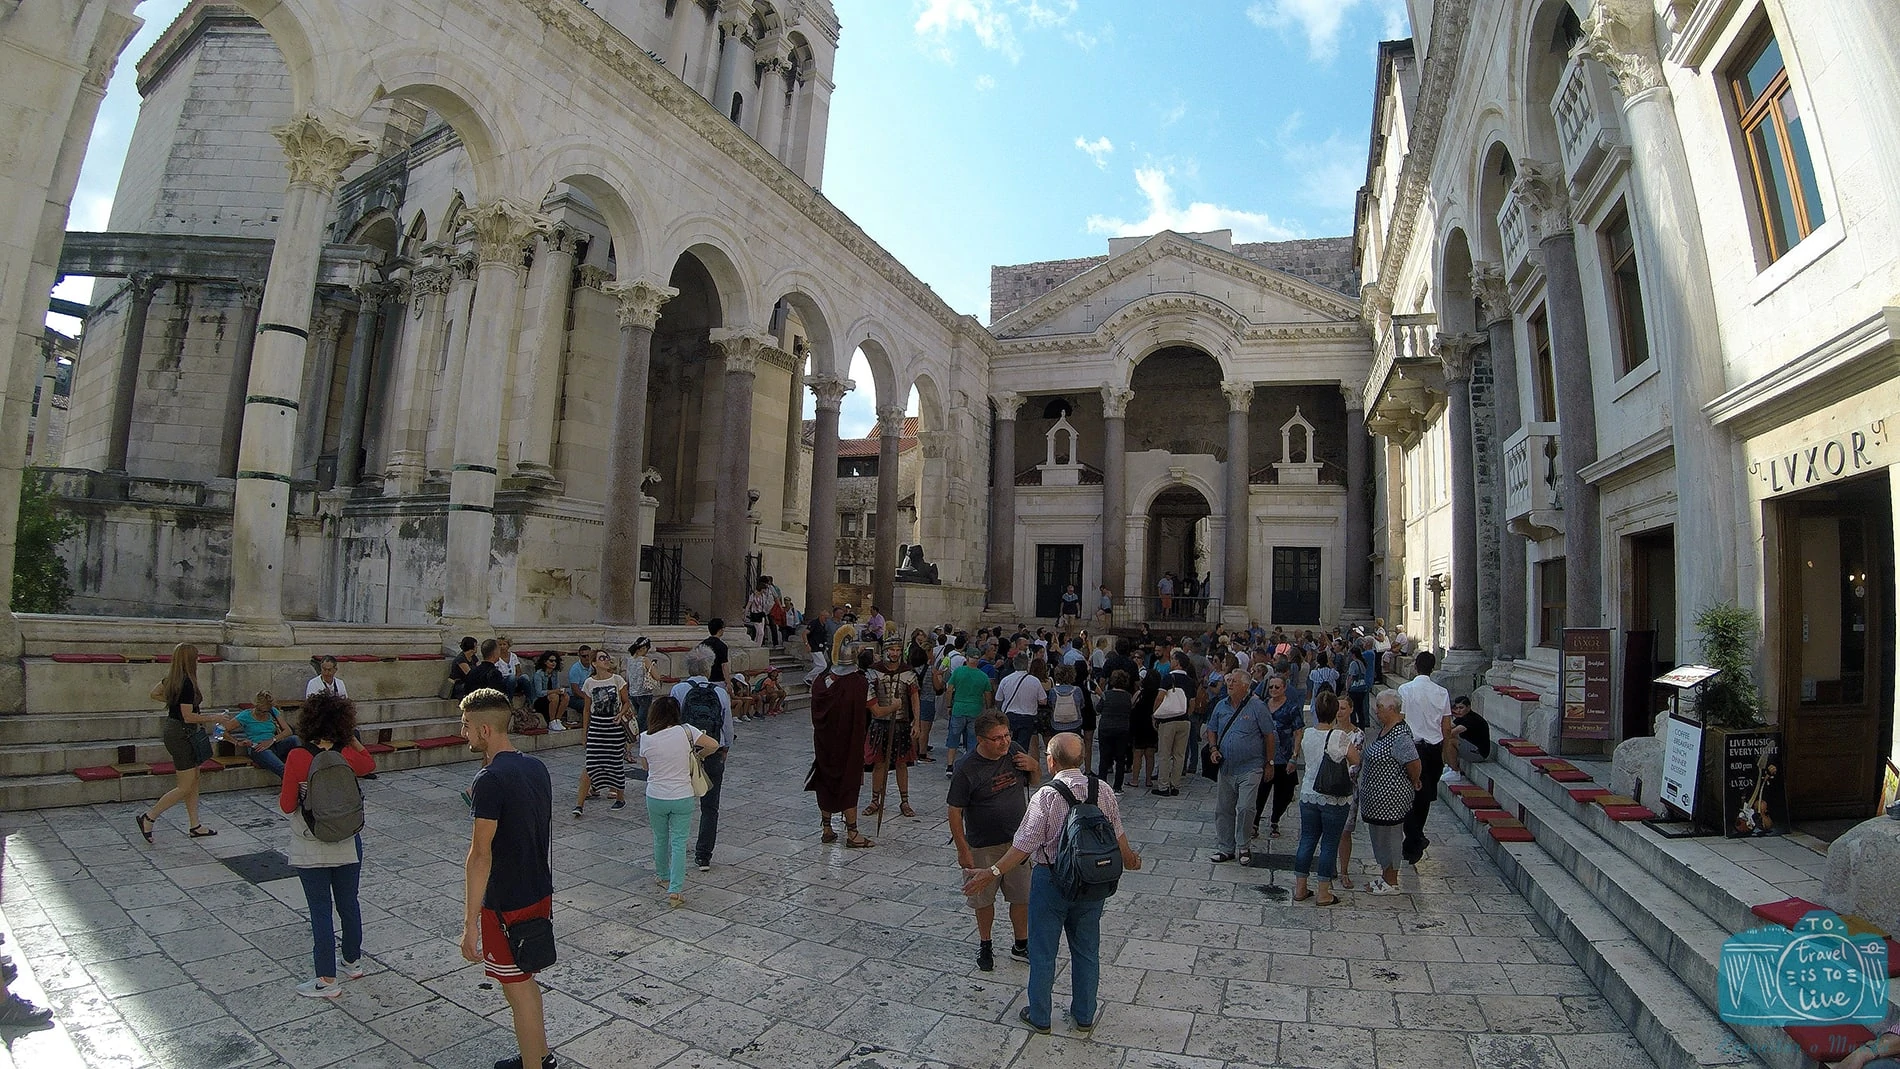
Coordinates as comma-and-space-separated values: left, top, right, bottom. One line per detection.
992, 231, 1362, 340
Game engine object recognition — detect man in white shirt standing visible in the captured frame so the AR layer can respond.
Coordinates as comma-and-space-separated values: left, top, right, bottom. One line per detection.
995, 654, 1045, 753
1395, 649, 1453, 865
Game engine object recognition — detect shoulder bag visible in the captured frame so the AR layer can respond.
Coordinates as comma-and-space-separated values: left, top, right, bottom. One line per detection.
1154, 685, 1188, 721
684, 725, 711, 797
499, 912, 556, 973
1314, 729, 1353, 796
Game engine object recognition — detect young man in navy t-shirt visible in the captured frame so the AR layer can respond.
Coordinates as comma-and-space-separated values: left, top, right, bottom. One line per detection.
460, 689, 554, 1069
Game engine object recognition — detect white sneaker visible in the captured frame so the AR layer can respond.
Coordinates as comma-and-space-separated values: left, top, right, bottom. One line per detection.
343, 959, 366, 980
296, 977, 342, 999
1365, 878, 1403, 896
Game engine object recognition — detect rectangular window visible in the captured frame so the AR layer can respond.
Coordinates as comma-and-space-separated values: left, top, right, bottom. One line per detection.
1601, 204, 1650, 377
838, 456, 877, 478
1730, 28, 1826, 261
837, 568, 851, 584
864, 512, 876, 540
1539, 558, 1568, 648
1529, 309, 1558, 423
840, 512, 859, 537
1411, 576, 1421, 612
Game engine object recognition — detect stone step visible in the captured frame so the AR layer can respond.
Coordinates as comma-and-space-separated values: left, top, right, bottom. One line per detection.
0, 727, 583, 811
17, 655, 456, 716
0, 694, 467, 747
1440, 780, 1777, 1069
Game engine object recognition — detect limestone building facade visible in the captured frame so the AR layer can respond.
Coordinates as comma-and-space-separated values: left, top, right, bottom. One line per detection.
1356, 0, 1900, 823
987, 231, 1374, 629
35, 0, 997, 651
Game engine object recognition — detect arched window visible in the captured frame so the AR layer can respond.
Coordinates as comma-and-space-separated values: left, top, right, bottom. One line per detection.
1040, 397, 1073, 420
730, 92, 744, 122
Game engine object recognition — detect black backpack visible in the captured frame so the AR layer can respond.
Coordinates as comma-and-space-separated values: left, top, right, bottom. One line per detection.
1048, 776, 1124, 902
681, 680, 725, 738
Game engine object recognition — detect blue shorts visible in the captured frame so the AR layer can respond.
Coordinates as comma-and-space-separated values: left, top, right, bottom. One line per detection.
920, 691, 938, 723
946, 715, 976, 751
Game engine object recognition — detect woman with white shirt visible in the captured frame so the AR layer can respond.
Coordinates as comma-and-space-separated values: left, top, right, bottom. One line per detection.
640, 695, 721, 908
1291, 691, 1359, 906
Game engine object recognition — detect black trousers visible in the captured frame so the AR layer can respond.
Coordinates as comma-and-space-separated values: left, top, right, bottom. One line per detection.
1096, 730, 1130, 790
1403, 741, 1445, 858
696, 750, 726, 866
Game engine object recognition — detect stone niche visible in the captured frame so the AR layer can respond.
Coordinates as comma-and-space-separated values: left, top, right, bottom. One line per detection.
1037, 413, 1084, 486
1274, 408, 1323, 485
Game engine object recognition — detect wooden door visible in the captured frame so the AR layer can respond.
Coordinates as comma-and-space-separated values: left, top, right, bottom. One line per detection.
1035, 545, 1082, 619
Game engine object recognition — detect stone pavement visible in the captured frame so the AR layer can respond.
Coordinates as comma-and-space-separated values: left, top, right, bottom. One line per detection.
0, 714, 1659, 1069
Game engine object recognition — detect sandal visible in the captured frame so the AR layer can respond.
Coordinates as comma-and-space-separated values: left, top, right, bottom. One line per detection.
844, 823, 875, 848
1315, 896, 1341, 907
822, 824, 838, 844
1210, 852, 1236, 863
863, 798, 884, 817
899, 798, 916, 818
668, 894, 686, 909
188, 825, 217, 838
1238, 852, 1253, 866
1338, 876, 1355, 889
135, 812, 155, 843
1293, 889, 1314, 902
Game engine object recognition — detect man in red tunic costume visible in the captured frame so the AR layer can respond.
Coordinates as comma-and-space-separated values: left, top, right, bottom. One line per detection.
808, 644, 876, 848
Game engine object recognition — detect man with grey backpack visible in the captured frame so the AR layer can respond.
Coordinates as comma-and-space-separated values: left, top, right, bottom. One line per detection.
961, 733, 1142, 1036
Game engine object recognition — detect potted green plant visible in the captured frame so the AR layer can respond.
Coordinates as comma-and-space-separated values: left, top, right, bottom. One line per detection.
1693, 603, 1763, 729
1691, 604, 1781, 836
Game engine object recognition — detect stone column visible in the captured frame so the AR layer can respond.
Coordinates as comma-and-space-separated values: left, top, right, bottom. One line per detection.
1342, 382, 1373, 622
666, 0, 700, 79
381, 264, 450, 492
226, 114, 371, 644
1436, 332, 1485, 654
986, 391, 1022, 611
1475, 263, 1527, 658
1100, 385, 1133, 605
779, 356, 803, 529
598, 278, 678, 625
103, 271, 156, 473
1578, 0, 1739, 644
804, 374, 850, 615
428, 253, 479, 475
712, 11, 748, 118
294, 305, 343, 482
756, 56, 787, 153
872, 404, 903, 618
1220, 381, 1254, 618
30, 338, 58, 464
334, 282, 385, 487
1520, 163, 1604, 626
440, 199, 545, 634
514, 227, 579, 482
217, 280, 264, 479
709, 328, 769, 620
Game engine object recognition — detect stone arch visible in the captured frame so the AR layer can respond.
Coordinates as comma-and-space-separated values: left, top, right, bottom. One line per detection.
340, 46, 522, 202
401, 210, 428, 256
1439, 227, 1479, 335
759, 267, 840, 374
525, 141, 658, 280
1124, 345, 1231, 457
225, 0, 326, 113
440, 192, 466, 241
661, 216, 758, 329
1477, 138, 1518, 264
839, 317, 901, 409
1129, 470, 1223, 518
1518, 0, 1587, 166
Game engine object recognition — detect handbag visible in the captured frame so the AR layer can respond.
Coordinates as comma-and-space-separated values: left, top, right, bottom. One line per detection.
438, 675, 457, 700
187, 726, 213, 765
685, 726, 711, 797
498, 913, 556, 973
1314, 729, 1353, 796
1200, 705, 1242, 782
1154, 686, 1188, 721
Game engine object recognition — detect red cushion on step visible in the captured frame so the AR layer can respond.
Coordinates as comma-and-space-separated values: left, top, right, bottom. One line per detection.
397, 653, 442, 661
1548, 770, 1593, 783
364, 743, 394, 755
1490, 826, 1535, 842
1448, 783, 1484, 795
519, 728, 548, 736
1569, 787, 1612, 800
149, 761, 175, 775
1460, 793, 1501, 809
197, 655, 221, 663
1782, 1024, 1875, 1061
337, 654, 380, 663
1475, 809, 1521, 824
1751, 896, 1826, 928
1496, 737, 1529, 746
199, 759, 223, 772
1529, 757, 1571, 767
412, 735, 467, 749
1600, 804, 1656, 821
73, 765, 121, 781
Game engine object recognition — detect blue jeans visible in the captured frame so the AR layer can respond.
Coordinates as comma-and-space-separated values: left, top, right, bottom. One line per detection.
1026, 865, 1104, 1029
248, 737, 299, 778
647, 795, 695, 893
1214, 766, 1264, 855
1008, 714, 1039, 753
945, 715, 976, 754
695, 750, 726, 866
295, 849, 362, 980
1184, 713, 1205, 772
631, 695, 652, 734
1294, 800, 1350, 880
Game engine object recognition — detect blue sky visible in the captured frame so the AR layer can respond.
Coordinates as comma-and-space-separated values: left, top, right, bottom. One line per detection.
58, 0, 1405, 438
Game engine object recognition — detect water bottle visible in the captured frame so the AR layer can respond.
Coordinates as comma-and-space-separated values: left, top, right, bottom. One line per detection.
212, 723, 225, 741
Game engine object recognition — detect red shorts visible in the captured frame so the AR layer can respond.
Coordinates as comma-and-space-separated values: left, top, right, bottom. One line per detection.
479, 895, 551, 983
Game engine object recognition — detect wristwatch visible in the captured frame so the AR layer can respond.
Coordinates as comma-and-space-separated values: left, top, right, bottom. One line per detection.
988, 864, 1002, 878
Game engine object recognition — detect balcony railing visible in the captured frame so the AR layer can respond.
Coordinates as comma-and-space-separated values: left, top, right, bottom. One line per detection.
1498, 187, 1532, 282
1552, 54, 1624, 188
1503, 421, 1563, 538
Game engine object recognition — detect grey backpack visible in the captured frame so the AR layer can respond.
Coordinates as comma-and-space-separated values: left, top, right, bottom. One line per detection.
301, 747, 364, 842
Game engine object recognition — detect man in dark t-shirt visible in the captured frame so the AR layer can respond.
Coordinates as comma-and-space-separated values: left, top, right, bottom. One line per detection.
702, 619, 729, 684
459, 690, 553, 1069
947, 710, 1040, 971
466, 638, 508, 698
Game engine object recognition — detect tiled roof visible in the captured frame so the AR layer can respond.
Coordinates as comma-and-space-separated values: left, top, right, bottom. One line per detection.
836, 415, 919, 457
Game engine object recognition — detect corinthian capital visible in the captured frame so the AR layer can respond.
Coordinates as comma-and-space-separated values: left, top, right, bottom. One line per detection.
271, 114, 373, 194
990, 391, 1024, 419
468, 200, 551, 267
1511, 160, 1572, 238
1432, 332, 1485, 381
1100, 385, 1135, 419
1575, 0, 1666, 98
877, 406, 907, 435
1470, 262, 1511, 325
1221, 381, 1256, 413
709, 328, 773, 376
807, 374, 853, 411
602, 278, 679, 331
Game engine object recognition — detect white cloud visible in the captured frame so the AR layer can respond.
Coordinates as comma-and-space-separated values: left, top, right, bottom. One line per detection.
1074, 135, 1114, 169
913, 0, 1093, 63
1159, 98, 1187, 127
1086, 166, 1302, 243
974, 73, 997, 91
1246, 0, 1409, 62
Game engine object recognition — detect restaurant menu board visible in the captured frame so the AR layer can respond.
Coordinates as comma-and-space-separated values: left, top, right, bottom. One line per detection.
1660, 715, 1702, 814
1560, 627, 1613, 740
1722, 729, 1788, 839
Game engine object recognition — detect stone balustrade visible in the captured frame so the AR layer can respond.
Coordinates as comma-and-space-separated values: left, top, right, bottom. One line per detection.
1551, 53, 1625, 190
1503, 420, 1564, 538
1498, 186, 1533, 282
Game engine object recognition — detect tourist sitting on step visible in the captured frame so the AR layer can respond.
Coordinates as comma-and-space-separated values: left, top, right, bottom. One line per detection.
235, 690, 301, 779
305, 656, 349, 700
1831, 1018, 1900, 1069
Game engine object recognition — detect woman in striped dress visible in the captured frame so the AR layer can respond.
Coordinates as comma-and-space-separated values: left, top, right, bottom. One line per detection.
573, 650, 631, 818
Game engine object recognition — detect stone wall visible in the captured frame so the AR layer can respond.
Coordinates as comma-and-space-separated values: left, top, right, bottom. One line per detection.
989, 255, 1106, 325
1231, 237, 1360, 297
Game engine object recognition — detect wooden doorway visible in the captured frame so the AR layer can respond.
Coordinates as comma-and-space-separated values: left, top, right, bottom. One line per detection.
1623, 528, 1676, 738
1774, 471, 1894, 820
1035, 544, 1083, 619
